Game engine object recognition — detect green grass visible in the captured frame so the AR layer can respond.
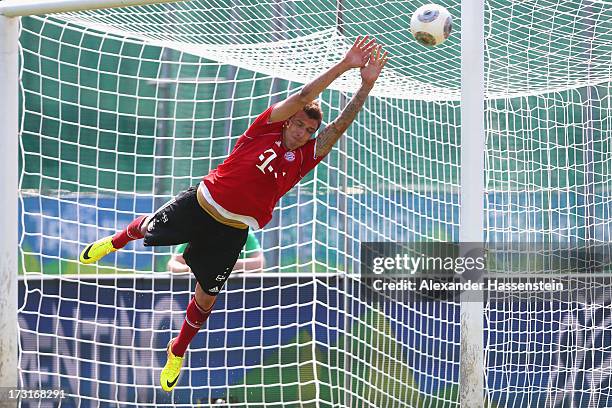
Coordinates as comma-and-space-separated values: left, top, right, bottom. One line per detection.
19, 248, 129, 276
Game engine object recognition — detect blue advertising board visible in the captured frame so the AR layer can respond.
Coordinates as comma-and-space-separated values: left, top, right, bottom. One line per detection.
18, 275, 612, 407
19, 190, 612, 273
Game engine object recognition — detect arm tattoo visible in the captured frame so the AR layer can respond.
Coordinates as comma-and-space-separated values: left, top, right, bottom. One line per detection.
316, 83, 373, 157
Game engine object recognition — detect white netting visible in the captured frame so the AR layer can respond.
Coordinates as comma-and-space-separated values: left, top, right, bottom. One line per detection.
14, 0, 612, 406
52, 0, 612, 98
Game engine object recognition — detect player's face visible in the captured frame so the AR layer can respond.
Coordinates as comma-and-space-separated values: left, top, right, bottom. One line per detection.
282, 110, 319, 151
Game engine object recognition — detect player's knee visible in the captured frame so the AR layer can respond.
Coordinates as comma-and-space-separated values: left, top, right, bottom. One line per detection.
139, 216, 152, 236
195, 283, 216, 310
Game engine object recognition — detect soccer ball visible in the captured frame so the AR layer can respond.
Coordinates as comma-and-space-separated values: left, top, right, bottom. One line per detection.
410, 4, 453, 47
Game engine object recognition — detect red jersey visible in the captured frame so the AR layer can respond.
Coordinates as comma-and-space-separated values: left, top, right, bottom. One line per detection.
202, 105, 324, 229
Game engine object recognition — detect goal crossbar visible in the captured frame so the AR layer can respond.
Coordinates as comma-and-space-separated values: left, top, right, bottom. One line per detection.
0, 0, 186, 17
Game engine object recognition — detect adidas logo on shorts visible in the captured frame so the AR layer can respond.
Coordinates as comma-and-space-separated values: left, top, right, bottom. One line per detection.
209, 286, 219, 293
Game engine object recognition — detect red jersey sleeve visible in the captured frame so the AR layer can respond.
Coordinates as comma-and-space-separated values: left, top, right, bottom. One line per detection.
245, 104, 285, 138
299, 139, 326, 177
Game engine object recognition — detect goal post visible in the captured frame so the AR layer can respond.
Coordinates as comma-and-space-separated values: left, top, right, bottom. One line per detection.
0, 13, 19, 407
459, 0, 485, 405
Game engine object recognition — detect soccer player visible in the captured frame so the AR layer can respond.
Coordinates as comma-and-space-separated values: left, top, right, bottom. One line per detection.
79, 36, 388, 392
167, 231, 264, 273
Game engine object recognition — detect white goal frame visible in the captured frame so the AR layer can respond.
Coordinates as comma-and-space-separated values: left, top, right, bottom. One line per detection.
0, 12, 19, 408
0, 1, 486, 406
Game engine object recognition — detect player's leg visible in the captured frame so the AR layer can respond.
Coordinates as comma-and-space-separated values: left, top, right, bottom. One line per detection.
79, 213, 154, 264
161, 225, 248, 392
171, 282, 216, 355
194, 281, 216, 309
172, 238, 247, 357
79, 187, 194, 264
112, 214, 151, 248
160, 283, 216, 391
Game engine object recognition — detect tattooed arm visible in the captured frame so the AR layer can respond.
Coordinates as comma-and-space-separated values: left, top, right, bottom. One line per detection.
315, 83, 374, 156
315, 45, 389, 157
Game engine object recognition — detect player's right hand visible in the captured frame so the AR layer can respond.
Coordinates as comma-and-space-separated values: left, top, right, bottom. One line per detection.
341, 35, 377, 69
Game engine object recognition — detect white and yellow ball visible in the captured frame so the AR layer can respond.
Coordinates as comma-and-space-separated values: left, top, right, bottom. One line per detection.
410, 4, 453, 47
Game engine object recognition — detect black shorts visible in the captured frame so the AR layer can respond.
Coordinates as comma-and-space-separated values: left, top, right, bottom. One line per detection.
144, 185, 249, 296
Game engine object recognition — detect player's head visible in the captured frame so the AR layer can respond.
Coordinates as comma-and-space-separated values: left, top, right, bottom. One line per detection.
282, 101, 323, 151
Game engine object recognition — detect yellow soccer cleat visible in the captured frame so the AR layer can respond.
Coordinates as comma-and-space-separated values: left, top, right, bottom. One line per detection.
160, 338, 184, 392
79, 235, 117, 264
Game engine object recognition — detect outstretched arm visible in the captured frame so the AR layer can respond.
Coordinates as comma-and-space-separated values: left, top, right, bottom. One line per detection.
233, 250, 265, 272
315, 45, 388, 157
269, 36, 376, 123
167, 253, 190, 273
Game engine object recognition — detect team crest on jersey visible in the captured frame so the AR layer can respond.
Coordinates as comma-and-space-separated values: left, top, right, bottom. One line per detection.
284, 151, 296, 162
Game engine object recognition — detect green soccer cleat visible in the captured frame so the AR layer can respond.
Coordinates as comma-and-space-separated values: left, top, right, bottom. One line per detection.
160, 338, 184, 392
79, 235, 117, 264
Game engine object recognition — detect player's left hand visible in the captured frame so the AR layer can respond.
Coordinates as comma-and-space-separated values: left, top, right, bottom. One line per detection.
341, 35, 377, 69
360, 45, 388, 86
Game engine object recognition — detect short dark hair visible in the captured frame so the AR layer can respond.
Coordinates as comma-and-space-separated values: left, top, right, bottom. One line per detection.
303, 100, 323, 128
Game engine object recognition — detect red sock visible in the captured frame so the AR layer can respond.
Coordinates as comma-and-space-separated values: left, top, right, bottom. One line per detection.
111, 215, 147, 249
172, 297, 214, 357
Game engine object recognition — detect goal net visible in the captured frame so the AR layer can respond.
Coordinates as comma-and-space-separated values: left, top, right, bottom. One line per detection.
15, 0, 611, 406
